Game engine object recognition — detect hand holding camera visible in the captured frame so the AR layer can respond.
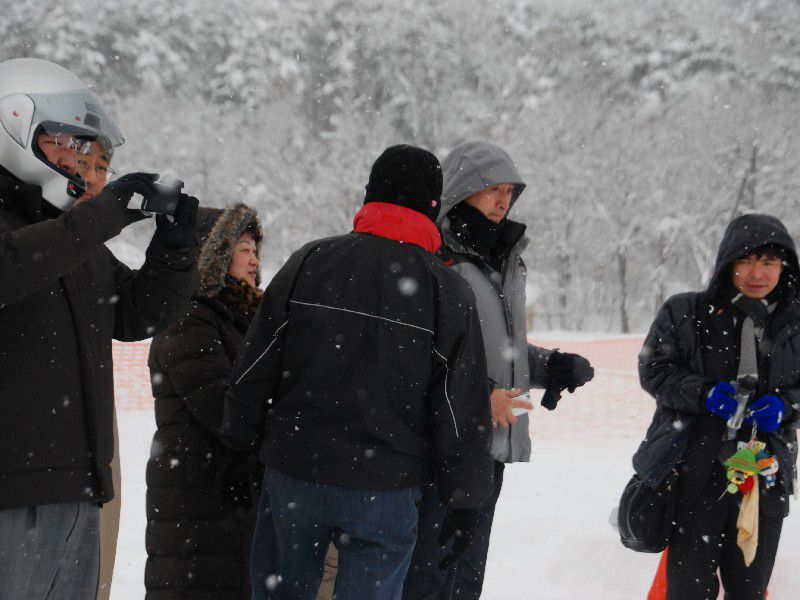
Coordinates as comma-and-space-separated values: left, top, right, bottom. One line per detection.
705, 381, 739, 421
105, 172, 198, 248
706, 377, 784, 433
154, 193, 199, 249
106, 172, 183, 215
744, 395, 785, 433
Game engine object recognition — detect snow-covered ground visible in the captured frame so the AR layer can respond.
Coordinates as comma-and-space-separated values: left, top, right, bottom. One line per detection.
110, 336, 800, 599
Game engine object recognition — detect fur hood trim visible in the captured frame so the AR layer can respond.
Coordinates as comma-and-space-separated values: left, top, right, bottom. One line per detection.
197, 202, 263, 297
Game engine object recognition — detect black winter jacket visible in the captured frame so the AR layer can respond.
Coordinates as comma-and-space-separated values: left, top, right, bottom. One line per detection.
222, 229, 494, 509
0, 171, 198, 508
637, 214, 800, 517
146, 290, 259, 600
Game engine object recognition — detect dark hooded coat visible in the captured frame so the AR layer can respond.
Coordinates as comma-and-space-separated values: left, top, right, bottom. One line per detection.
145, 203, 263, 600
636, 214, 800, 518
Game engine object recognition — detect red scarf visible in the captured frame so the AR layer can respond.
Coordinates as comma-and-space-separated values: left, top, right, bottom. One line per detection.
353, 202, 442, 254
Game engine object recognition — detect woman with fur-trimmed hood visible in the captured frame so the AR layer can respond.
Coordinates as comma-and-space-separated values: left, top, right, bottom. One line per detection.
145, 203, 263, 600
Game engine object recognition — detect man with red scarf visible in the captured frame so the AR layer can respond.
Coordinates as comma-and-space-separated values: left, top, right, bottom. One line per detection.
222, 145, 493, 600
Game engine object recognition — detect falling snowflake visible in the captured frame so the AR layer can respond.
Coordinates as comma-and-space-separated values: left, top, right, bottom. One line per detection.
266, 574, 281, 590
398, 277, 418, 296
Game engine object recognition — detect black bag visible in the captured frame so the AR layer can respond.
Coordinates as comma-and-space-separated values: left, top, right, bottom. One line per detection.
618, 468, 678, 553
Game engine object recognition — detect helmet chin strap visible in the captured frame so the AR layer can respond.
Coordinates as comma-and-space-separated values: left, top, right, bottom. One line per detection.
40, 163, 87, 210
66, 173, 87, 200
39, 170, 87, 212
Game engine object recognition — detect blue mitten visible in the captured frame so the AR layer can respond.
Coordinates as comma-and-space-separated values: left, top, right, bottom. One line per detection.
705, 382, 737, 420
744, 395, 784, 433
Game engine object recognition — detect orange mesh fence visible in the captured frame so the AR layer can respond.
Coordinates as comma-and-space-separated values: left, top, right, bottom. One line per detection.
527, 336, 654, 442
112, 341, 154, 411
113, 336, 657, 444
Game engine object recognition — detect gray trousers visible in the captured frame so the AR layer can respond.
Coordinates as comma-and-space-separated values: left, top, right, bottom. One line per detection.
0, 502, 100, 600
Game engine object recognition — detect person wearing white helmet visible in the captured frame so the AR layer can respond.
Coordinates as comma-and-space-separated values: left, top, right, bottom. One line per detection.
0, 58, 200, 599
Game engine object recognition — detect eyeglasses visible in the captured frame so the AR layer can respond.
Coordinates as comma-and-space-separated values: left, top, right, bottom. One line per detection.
39, 132, 93, 156
76, 156, 117, 181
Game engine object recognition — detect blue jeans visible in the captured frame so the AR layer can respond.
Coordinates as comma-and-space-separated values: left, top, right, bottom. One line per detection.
0, 502, 100, 600
252, 467, 421, 600
403, 461, 504, 600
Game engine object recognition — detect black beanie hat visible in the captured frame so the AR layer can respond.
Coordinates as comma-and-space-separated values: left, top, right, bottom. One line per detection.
364, 144, 443, 222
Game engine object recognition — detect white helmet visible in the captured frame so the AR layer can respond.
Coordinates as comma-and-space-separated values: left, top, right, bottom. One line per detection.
0, 58, 125, 210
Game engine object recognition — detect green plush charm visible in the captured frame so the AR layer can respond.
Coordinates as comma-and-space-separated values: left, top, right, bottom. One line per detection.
724, 447, 760, 494
722, 440, 779, 494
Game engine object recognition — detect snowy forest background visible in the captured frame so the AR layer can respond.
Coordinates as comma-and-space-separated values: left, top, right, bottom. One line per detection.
3, 0, 800, 332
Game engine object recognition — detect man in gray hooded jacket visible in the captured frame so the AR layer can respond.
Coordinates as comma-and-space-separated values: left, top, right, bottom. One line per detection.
403, 141, 594, 599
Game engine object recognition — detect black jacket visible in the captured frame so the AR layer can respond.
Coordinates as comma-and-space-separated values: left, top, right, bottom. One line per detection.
147, 290, 259, 600
636, 214, 800, 516
222, 231, 494, 509
0, 171, 198, 508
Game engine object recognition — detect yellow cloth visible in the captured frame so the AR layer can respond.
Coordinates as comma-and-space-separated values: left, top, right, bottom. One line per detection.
736, 478, 759, 567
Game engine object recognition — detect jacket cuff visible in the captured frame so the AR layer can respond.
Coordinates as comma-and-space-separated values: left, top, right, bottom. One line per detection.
528, 345, 555, 388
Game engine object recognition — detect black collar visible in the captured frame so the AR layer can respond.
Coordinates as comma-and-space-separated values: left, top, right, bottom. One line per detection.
498, 218, 527, 251
448, 202, 527, 259
0, 169, 54, 224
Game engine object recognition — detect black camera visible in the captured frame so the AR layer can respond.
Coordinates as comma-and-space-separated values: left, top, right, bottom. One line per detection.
129, 176, 184, 216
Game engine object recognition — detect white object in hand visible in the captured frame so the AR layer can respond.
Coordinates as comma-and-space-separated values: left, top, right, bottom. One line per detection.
511, 389, 545, 416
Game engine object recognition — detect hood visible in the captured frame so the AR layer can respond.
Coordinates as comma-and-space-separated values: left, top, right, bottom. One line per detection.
438, 141, 526, 224
196, 206, 225, 247
197, 202, 263, 298
707, 213, 799, 301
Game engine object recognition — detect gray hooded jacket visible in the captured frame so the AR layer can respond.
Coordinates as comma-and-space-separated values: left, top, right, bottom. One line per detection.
439, 141, 552, 463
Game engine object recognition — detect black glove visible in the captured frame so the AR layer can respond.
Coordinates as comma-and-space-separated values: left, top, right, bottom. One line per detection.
154, 193, 199, 249
437, 507, 480, 571
103, 172, 160, 227
541, 387, 562, 411
547, 350, 594, 393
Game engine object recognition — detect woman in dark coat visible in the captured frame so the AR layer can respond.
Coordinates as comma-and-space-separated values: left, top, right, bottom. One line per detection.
145, 203, 264, 600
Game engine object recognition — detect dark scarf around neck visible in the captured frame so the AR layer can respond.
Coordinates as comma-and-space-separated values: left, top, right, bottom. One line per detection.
448, 201, 501, 257
730, 293, 771, 329
217, 275, 263, 319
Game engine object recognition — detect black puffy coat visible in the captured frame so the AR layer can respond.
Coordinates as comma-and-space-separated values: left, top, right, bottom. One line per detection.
146, 203, 262, 600
0, 170, 198, 509
636, 214, 800, 517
